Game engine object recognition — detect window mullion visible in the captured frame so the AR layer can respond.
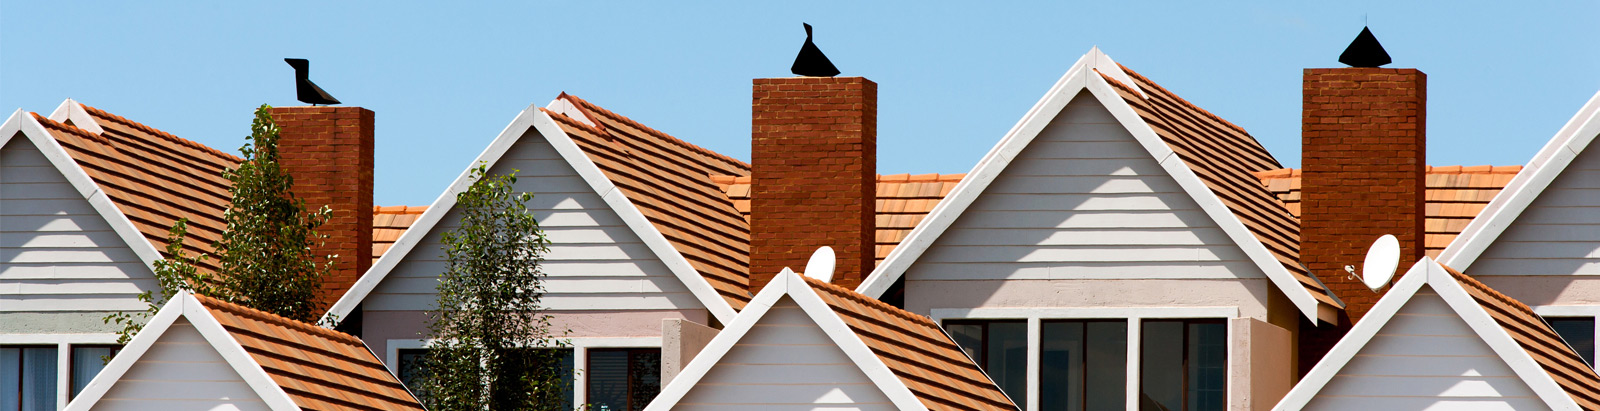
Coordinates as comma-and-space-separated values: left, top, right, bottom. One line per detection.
1125, 318, 1141, 411
1026, 317, 1041, 411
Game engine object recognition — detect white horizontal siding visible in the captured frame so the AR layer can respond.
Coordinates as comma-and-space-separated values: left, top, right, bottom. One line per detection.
1, 137, 155, 313
93, 318, 270, 410
366, 130, 701, 312
904, 91, 1263, 285
1305, 287, 1541, 410
675, 297, 895, 410
1475, 143, 1600, 277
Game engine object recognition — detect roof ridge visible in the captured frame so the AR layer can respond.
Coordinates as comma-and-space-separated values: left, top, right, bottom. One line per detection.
1111, 64, 1255, 138
803, 276, 940, 329
191, 293, 364, 346
79, 104, 244, 163
31, 113, 110, 145
557, 93, 752, 169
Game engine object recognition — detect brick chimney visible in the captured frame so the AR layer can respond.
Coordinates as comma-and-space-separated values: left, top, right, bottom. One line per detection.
268, 106, 375, 312
750, 77, 877, 294
1298, 68, 1426, 373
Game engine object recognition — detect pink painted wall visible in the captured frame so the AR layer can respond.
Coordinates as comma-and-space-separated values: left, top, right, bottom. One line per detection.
363, 309, 710, 358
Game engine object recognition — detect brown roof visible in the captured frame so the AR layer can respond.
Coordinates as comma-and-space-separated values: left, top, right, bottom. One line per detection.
30, 108, 238, 272
541, 94, 754, 309
372, 205, 427, 264
713, 173, 963, 265
1099, 66, 1341, 308
804, 276, 1017, 410
193, 293, 425, 411
1254, 166, 1521, 258
1439, 265, 1600, 409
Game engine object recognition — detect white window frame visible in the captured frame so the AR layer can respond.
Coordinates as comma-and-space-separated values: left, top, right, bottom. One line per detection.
1532, 305, 1600, 368
387, 336, 663, 409
931, 307, 1239, 411
0, 333, 121, 409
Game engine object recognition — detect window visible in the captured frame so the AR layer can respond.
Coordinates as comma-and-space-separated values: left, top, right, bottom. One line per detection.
586, 348, 660, 411
1545, 317, 1596, 366
945, 320, 1027, 405
1140, 320, 1227, 411
70, 345, 120, 399
1041, 320, 1127, 411
2, 346, 58, 411
396, 348, 574, 408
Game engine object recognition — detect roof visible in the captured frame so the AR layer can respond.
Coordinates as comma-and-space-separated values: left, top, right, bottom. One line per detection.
1255, 166, 1521, 257
713, 173, 963, 264
541, 93, 754, 309
372, 205, 427, 264
647, 268, 1016, 411
67, 291, 424, 411
1276, 257, 1600, 410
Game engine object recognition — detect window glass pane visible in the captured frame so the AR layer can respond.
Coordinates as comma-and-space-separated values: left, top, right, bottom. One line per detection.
1041, 321, 1085, 411
1085, 321, 1128, 411
628, 350, 660, 410
1547, 317, 1596, 366
588, 348, 658, 411
1140, 321, 1184, 411
71, 346, 119, 398
987, 321, 1028, 407
12, 346, 59, 411
2, 348, 19, 411
1186, 322, 1226, 411
946, 322, 984, 364
399, 348, 574, 408
397, 349, 428, 399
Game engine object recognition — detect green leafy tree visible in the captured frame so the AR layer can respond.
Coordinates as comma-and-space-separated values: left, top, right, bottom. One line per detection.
416, 164, 567, 410
104, 218, 216, 345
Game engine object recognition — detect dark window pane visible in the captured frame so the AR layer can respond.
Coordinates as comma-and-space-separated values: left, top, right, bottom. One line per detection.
946, 322, 984, 364
1141, 321, 1184, 411
1085, 321, 1128, 411
397, 348, 428, 395
588, 348, 660, 411
400, 347, 573, 408
988, 322, 1028, 406
1186, 322, 1226, 411
629, 350, 661, 410
2, 348, 18, 411
1547, 317, 1596, 366
71, 345, 119, 399
1141, 320, 1228, 411
1041, 321, 1085, 411
2, 346, 58, 411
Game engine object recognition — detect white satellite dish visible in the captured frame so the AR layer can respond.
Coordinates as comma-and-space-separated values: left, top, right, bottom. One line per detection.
1361, 234, 1401, 291
803, 246, 837, 283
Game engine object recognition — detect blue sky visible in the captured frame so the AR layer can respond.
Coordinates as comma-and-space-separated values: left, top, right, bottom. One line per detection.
4, 2, 1597, 206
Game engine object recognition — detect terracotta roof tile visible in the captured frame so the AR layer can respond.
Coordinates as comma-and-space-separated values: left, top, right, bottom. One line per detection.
804, 276, 1017, 410
542, 94, 753, 309
372, 206, 427, 264
1439, 265, 1600, 409
1099, 67, 1341, 308
716, 174, 964, 264
1255, 165, 1521, 258
193, 293, 425, 411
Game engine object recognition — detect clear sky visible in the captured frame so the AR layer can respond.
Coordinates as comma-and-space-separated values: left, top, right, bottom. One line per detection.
5, 2, 1597, 207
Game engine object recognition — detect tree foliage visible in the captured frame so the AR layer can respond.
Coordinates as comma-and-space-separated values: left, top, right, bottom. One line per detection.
416, 164, 567, 410
104, 218, 215, 345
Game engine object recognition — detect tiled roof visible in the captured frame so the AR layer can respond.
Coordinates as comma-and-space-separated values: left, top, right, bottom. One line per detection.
712, 173, 963, 265
193, 293, 425, 411
804, 276, 1016, 410
541, 94, 754, 309
1099, 66, 1341, 307
372, 205, 426, 264
1254, 166, 1520, 258
1439, 265, 1600, 409
30, 108, 238, 272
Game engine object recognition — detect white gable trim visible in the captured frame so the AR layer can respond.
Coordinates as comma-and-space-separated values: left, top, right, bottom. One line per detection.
64, 292, 301, 411
646, 269, 929, 411
855, 48, 1338, 322
1273, 257, 1581, 410
324, 103, 738, 325
1439, 90, 1600, 270
45, 99, 105, 135
1, 107, 166, 269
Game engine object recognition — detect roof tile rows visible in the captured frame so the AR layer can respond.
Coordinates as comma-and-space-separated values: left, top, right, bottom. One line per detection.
373, 205, 427, 264
193, 293, 425, 411
1439, 265, 1600, 409
713, 173, 963, 264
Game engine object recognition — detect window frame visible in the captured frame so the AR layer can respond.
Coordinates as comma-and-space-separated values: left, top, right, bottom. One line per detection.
68, 344, 121, 400
933, 306, 1237, 411
388, 337, 662, 408
1533, 305, 1600, 369
584, 347, 661, 411
0, 333, 120, 409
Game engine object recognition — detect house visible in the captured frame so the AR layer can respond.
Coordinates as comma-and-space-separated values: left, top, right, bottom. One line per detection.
1273, 257, 1600, 410
63, 290, 425, 410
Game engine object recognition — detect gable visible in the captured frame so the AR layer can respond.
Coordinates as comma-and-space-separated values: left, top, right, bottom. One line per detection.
365, 127, 704, 312
1, 135, 155, 313
674, 296, 896, 409
1470, 142, 1600, 276
1304, 286, 1543, 410
95, 318, 271, 410
904, 91, 1264, 282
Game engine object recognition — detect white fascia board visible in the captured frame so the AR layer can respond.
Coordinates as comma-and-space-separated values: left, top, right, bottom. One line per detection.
45, 99, 104, 134
1439, 90, 1600, 269
645, 268, 790, 410
544, 97, 597, 128
178, 292, 302, 411
2, 110, 166, 269
63, 291, 187, 411
783, 270, 930, 411
1426, 262, 1582, 410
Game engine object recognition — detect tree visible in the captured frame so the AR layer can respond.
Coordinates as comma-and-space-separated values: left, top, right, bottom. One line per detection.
104, 218, 216, 345
416, 164, 567, 410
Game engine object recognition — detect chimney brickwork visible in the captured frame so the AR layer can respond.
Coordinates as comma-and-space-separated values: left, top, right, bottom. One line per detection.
1298, 68, 1426, 375
750, 77, 877, 294
269, 106, 376, 311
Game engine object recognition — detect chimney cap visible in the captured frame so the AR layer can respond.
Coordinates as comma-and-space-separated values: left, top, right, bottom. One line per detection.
1338, 26, 1392, 68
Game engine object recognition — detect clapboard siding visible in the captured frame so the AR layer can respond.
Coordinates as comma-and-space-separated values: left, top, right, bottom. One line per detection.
1304, 288, 1541, 410
366, 130, 700, 312
1, 137, 155, 312
904, 91, 1263, 284
95, 318, 271, 410
1474, 143, 1600, 276
675, 298, 895, 410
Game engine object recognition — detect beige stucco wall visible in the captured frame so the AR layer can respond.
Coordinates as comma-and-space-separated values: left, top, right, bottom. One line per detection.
660, 318, 719, 386
362, 309, 709, 358
906, 278, 1273, 321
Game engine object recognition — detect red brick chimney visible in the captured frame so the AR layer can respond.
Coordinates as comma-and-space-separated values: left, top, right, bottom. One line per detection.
750, 77, 876, 294
268, 106, 375, 311
1298, 68, 1426, 373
